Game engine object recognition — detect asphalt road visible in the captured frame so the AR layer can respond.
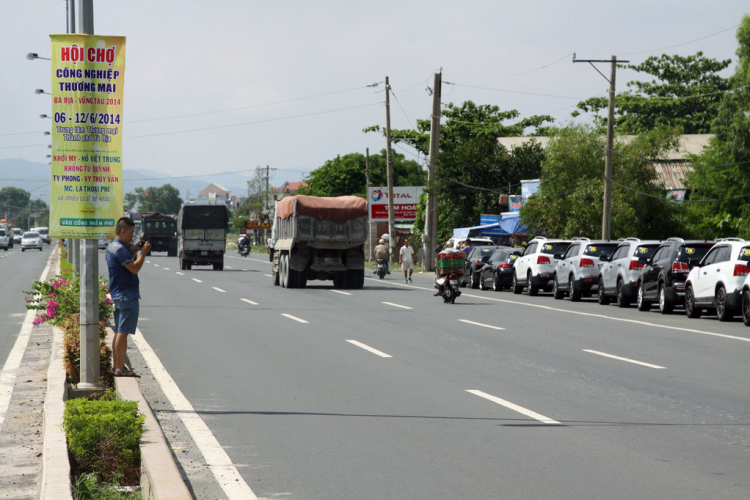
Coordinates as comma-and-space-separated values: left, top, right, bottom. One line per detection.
107, 250, 750, 500
0, 244, 53, 366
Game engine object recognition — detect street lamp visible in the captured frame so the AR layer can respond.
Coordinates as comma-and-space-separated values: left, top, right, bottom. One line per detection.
35, 89, 51, 95
40, 114, 51, 119
27, 53, 50, 61
44, 131, 51, 136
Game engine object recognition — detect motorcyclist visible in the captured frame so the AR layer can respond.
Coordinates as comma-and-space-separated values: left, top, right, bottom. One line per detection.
373, 238, 390, 274
237, 234, 250, 256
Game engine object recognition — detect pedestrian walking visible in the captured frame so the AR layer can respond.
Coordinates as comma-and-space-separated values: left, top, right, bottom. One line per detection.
106, 217, 151, 377
399, 239, 415, 283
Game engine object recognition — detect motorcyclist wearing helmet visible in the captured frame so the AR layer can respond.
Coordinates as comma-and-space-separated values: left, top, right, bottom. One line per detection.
373, 238, 390, 274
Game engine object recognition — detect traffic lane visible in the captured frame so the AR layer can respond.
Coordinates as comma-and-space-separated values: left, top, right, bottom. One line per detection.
137, 264, 750, 498
0, 245, 54, 362
134, 265, 749, 499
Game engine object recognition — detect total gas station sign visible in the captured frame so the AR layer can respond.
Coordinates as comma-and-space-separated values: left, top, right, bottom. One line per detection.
368, 186, 424, 221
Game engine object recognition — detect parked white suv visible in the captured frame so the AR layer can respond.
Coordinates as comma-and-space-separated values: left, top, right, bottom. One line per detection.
598, 238, 661, 307
512, 236, 572, 295
684, 238, 749, 321
552, 238, 619, 301
0, 228, 9, 250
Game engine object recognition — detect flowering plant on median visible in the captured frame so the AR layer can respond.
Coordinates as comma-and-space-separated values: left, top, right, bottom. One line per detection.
24, 274, 114, 327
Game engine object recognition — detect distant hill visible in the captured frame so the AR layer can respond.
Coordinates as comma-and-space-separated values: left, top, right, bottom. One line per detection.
0, 159, 311, 204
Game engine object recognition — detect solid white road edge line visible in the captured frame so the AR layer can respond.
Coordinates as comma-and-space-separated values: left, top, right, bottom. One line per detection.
346, 340, 392, 358
282, 313, 309, 324
582, 349, 666, 369
192, 278, 202, 283
371, 280, 750, 343
458, 319, 505, 330
382, 301, 413, 310
0, 246, 53, 432
467, 390, 561, 425
212, 287, 226, 293
240, 298, 258, 306
132, 329, 258, 499
330, 290, 352, 296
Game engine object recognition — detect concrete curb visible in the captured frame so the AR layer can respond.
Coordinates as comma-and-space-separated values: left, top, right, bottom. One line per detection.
39, 326, 72, 500
111, 327, 192, 500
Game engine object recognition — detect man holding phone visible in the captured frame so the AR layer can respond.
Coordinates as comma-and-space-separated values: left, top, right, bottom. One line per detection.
106, 217, 151, 377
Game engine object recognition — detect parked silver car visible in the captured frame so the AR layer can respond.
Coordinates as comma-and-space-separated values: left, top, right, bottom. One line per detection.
552, 238, 618, 301
21, 231, 43, 251
598, 238, 661, 307
512, 236, 572, 295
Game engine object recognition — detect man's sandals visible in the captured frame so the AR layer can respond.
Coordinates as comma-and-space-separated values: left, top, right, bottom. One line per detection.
112, 367, 140, 377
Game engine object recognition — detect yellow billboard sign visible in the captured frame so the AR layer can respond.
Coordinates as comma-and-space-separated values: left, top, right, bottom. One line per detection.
49, 34, 126, 239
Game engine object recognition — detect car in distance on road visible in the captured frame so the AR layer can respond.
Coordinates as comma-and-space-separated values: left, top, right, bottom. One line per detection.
636, 237, 715, 314
552, 238, 619, 301
98, 239, 109, 250
512, 236, 573, 296
464, 245, 509, 288
684, 238, 750, 321
598, 238, 661, 307
0, 228, 10, 250
33, 227, 51, 244
21, 231, 43, 251
479, 248, 523, 291
12, 228, 23, 245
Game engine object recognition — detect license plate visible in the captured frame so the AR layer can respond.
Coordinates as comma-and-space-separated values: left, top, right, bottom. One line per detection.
201, 251, 208, 256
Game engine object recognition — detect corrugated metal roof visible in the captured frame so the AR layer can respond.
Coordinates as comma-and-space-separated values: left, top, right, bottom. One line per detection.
650, 161, 691, 190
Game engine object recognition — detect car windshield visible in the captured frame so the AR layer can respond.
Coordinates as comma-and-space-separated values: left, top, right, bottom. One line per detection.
0, 230, 5, 236
24, 232, 39, 238
540, 242, 571, 255
39, 229, 48, 234
583, 243, 618, 257
677, 244, 713, 262
633, 244, 660, 262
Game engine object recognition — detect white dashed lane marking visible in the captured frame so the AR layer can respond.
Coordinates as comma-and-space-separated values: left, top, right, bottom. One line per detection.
583, 349, 666, 369
346, 340, 392, 358
467, 390, 560, 425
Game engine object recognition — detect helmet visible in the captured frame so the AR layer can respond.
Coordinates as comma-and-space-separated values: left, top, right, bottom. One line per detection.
379, 239, 385, 244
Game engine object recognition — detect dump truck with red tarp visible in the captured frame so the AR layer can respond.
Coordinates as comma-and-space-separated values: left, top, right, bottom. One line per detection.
269, 195, 367, 289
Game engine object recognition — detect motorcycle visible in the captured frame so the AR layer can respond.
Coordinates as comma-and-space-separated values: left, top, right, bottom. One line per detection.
435, 271, 462, 304
376, 259, 387, 279
237, 235, 250, 257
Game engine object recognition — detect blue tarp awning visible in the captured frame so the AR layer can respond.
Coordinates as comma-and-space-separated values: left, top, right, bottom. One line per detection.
452, 216, 526, 238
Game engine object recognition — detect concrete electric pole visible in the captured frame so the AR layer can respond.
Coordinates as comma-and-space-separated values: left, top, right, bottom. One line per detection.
385, 76, 396, 262
574, 54, 628, 241
424, 71, 441, 272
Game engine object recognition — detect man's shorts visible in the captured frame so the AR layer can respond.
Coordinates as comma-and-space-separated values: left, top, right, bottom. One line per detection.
113, 298, 139, 335
401, 261, 414, 271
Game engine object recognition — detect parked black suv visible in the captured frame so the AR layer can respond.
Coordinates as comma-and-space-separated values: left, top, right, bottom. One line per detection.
636, 238, 715, 313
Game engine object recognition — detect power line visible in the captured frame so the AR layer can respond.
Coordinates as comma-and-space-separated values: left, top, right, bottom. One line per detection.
605, 175, 750, 203
444, 82, 585, 100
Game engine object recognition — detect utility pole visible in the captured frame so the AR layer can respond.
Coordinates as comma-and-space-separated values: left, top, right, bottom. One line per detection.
424, 71, 442, 272
574, 54, 628, 240
263, 165, 276, 245
365, 148, 371, 261
385, 76, 396, 262
77, 0, 100, 392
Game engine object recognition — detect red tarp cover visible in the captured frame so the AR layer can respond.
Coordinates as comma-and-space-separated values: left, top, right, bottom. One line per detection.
277, 195, 367, 222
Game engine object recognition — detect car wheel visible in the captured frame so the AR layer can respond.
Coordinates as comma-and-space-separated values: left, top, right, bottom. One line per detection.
597, 278, 610, 305
493, 272, 502, 292
658, 284, 674, 314
21, 248, 25, 252
685, 285, 702, 318
637, 284, 651, 311
470, 272, 479, 289
552, 276, 564, 300
616, 279, 630, 308
512, 272, 523, 294
742, 289, 750, 327
569, 275, 581, 302
715, 286, 733, 322
528, 271, 539, 296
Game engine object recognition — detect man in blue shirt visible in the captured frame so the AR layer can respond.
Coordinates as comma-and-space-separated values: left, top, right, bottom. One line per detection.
107, 217, 151, 377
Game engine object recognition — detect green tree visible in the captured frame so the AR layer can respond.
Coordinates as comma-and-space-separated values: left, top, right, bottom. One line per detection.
0, 186, 31, 225
520, 124, 684, 239
125, 184, 183, 214
573, 52, 731, 134
684, 15, 750, 238
296, 150, 426, 198
382, 101, 552, 243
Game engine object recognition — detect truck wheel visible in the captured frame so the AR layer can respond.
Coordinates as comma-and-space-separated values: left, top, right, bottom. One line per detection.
333, 274, 344, 289
280, 254, 288, 288
287, 264, 299, 289
297, 272, 307, 288
347, 269, 364, 289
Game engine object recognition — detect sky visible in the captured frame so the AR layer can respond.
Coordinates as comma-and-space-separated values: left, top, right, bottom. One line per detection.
1, 1, 748, 189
